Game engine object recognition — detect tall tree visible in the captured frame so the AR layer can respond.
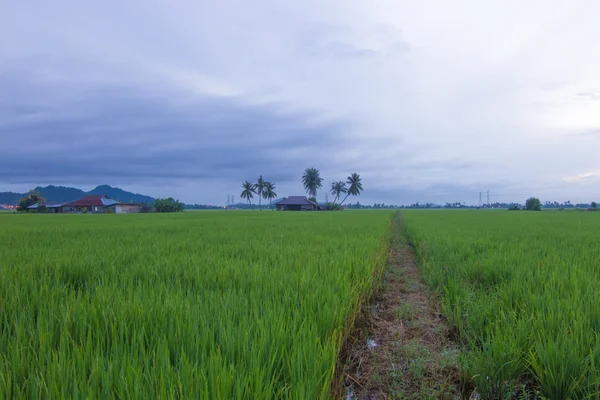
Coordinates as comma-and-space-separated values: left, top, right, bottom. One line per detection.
17, 191, 45, 212
340, 173, 363, 204
262, 182, 277, 210
302, 168, 323, 199
525, 197, 542, 211
256, 175, 265, 211
240, 181, 256, 210
330, 181, 347, 203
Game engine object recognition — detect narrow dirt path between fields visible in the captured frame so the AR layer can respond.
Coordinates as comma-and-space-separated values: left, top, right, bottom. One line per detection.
336, 213, 462, 399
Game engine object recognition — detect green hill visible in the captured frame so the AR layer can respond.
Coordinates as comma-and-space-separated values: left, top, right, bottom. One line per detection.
0, 185, 156, 205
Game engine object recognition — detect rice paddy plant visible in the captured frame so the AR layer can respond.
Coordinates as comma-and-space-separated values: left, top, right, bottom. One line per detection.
402, 210, 600, 399
0, 210, 392, 398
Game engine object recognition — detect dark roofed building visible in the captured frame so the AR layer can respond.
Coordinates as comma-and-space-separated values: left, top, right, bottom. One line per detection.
27, 203, 64, 213
62, 194, 120, 213
275, 196, 319, 211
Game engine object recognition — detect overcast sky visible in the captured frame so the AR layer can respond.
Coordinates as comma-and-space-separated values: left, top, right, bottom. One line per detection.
1, 1, 599, 205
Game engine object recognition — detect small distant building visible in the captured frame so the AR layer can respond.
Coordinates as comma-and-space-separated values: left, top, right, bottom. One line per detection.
275, 196, 319, 211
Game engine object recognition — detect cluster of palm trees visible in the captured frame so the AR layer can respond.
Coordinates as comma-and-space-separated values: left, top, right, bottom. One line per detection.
302, 168, 363, 205
240, 176, 277, 210
240, 169, 363, 211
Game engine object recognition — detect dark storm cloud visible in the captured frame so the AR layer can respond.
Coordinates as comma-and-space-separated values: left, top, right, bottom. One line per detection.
0, 62, 351, 185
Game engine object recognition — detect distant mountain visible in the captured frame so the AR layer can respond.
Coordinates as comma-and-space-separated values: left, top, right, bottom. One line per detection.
32, 185, 86, 203
88, 185, 155, 204
0, 185, 156, 205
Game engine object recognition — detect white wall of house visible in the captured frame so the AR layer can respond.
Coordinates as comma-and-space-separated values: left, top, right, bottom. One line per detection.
114, 204, 142, 214
62, 206, 104, 213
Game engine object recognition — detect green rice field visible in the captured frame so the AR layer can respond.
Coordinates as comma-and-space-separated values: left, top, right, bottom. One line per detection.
402, 210, 600, 399
0, 211, 391, 398
3, 209, 600, 399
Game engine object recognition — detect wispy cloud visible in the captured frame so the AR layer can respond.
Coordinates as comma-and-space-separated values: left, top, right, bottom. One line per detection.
562, 170, 600, 183
576, 92, 600, 101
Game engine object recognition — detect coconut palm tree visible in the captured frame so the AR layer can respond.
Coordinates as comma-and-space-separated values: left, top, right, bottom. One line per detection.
255, 175, 265, 211
330, 181, 347, 203
302, 168, 323, 199
262, 182, 277, 210
240, 181, 256, 210
340, 173, 363, 204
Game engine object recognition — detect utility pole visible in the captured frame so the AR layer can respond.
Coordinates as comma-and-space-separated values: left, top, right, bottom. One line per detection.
479, 192, 482, 207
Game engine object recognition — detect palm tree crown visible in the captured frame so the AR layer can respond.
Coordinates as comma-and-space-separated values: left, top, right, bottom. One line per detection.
240, 181, 256, 208
262, 181, 277, 209
341, 173, 363, 204
330, 181, 347, 203
347, 173, 363, 195
302, 168, 323, 198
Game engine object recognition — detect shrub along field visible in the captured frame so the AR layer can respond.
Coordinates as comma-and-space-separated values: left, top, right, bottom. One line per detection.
402, 210, 600, 399
0, 211, 392, 398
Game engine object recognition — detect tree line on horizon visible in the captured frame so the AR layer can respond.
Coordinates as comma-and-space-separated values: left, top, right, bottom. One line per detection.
509, 197, 598, 211
6, 183, 596, 212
